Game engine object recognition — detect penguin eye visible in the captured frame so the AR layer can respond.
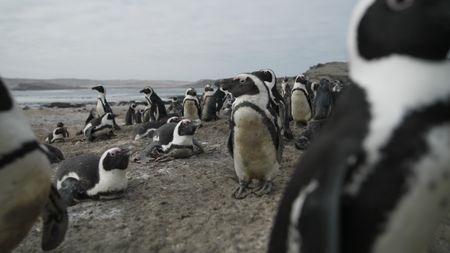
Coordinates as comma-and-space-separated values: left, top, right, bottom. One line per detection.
386, 0, 414, 11
239, 78, 246, 84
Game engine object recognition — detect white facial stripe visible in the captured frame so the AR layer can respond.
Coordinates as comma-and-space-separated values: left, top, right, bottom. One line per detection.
56, 172, 80, 190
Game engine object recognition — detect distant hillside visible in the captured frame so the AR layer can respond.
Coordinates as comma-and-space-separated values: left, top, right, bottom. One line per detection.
304, 61, 349, 83
181, 79, 216, 89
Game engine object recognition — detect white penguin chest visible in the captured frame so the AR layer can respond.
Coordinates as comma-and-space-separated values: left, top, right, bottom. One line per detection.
86, 169, 128, 196
232, 107, 279, 180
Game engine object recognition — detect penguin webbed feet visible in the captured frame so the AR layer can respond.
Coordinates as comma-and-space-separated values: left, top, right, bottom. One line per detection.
253, 180, 273, 196
41, 186, 68, 251
232, 181, 251, 199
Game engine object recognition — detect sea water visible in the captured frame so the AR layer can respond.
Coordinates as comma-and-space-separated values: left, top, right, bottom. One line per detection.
11, 87, 188, 105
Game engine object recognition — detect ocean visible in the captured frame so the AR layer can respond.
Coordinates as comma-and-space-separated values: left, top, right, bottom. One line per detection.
11, 87, 188, 105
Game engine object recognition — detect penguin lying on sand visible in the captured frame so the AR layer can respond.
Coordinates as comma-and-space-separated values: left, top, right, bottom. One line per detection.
218, 73, 282, 199
0, 80, 67, 252
139, 119, 203, 162
132, 116, 181, 141
45, 122, 70, 144
269, 0, 450, 252
83, 112, 115, 142
56, 147, 130, 206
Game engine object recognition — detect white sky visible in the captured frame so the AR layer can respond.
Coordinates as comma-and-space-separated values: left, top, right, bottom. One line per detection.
0, 0, 357, 81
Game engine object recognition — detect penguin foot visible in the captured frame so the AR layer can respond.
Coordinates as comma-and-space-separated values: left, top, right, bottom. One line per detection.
253, 181, 273, 196
232, 182, 250, 199
41, 186, 68, 251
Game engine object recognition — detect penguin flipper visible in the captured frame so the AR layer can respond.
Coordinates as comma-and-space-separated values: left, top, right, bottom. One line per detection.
41, 185, 68, 251
227, 129, 234, 158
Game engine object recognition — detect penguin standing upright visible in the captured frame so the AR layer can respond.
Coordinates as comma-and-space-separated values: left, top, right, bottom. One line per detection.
140, 87, 168, 122
125, 102, 137, 125
291, 74, 312, 127
135, 108, 143, 124
56, 147, 130, 206
0, 80, 67, 252
281, 77, 292, 121
92, 85, 120, 130
182, 88, 202, 121
269, 1, 450, 253
201, 85, 218, 121
218, 73, 282, 199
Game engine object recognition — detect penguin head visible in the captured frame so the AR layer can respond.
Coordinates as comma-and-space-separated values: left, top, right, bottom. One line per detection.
204, 84, 214, 92
218, 74, 260, 98
130, 102, 137, 109
0, 79, 13, 112
283, 77, 289, 83
91, 85, 105, 93
166, 116, 181, 124
101, 147, 130, 171
172, 97, 179, 102
185, 88, 197, 96
350, 0, 450, 62
176, 119, 197, 136
140, 87, 154, 96
56, 122, 64, 128
294, 75, 307, 84
251, 69, 277, 89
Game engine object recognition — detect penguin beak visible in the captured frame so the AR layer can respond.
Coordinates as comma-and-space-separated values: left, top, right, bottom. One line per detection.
217, 78, 235, 91
92, 86, 104, 93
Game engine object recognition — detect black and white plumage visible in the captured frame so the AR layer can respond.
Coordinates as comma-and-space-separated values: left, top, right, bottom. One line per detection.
251, 69, 294, 140
56, 147, 130, 206
40, 143, 65, 164
281, 77, 292, 121
83, 112, 115, 142
140, 87, 168, 122
92, 85, 112, 117
269, 1, 450, 253
219, 73, 282, 199
183, 88, 202, 121
141, 119, 201, 160
132, 116, 181, 141
291, 75, 312, 126
125, 102, 137, 125
135, 108, 144, 124
201, 88, 218, 122
45, 122, 69, 144
167, 97, 183, 117
0, 80, 67, 252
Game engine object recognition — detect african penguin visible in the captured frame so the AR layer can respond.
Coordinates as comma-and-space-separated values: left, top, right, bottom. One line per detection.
269, 1, 450, 253
92, 85, 120, 130
135, 108, 144, 124
167, 97, 183, 117
201, 87, 218, 122
45, 122, 70, 144
218, 73, 281, 199
132, 116, 181, 141
140, 86, 168, 122
56, 147, 130, 206
281, 77, 292, 121
183, 88, 202, 121
251, 69, 294, 140
141, 119, 202, 160
291, 74, 312, 127
83, 112, 115, 142
0, 80, 67, 252
125, 102, 137, 125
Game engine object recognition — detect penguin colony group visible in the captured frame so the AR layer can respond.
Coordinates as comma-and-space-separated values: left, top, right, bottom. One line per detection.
1, 0, 449, 252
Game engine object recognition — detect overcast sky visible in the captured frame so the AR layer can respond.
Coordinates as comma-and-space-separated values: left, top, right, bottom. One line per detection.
0, 0, 357, 81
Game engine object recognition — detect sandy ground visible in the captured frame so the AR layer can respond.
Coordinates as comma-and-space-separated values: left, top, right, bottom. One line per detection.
12, 104, 449, 253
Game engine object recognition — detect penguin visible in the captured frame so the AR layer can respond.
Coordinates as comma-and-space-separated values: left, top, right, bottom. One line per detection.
83, 112, 115, 142
0, 79, 67, 252
92, 85, 120, 130
182, 88, 202, 121
40, 143, 65, 164
281, 77, 292, 121
201, 86, 218, 122
269, 1, 450, 253
218, 73, 281, 199
125, 102, 137, 125
132, 116, 181, 141
45, 122, 70, 144
140, 87, 168, 122
135, 108, 143, 124
55, 147, 130, 206
167, 97, 183, 116
251, 69, 294, 140
291, 74, 312, 127
141, 119, 202, 160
